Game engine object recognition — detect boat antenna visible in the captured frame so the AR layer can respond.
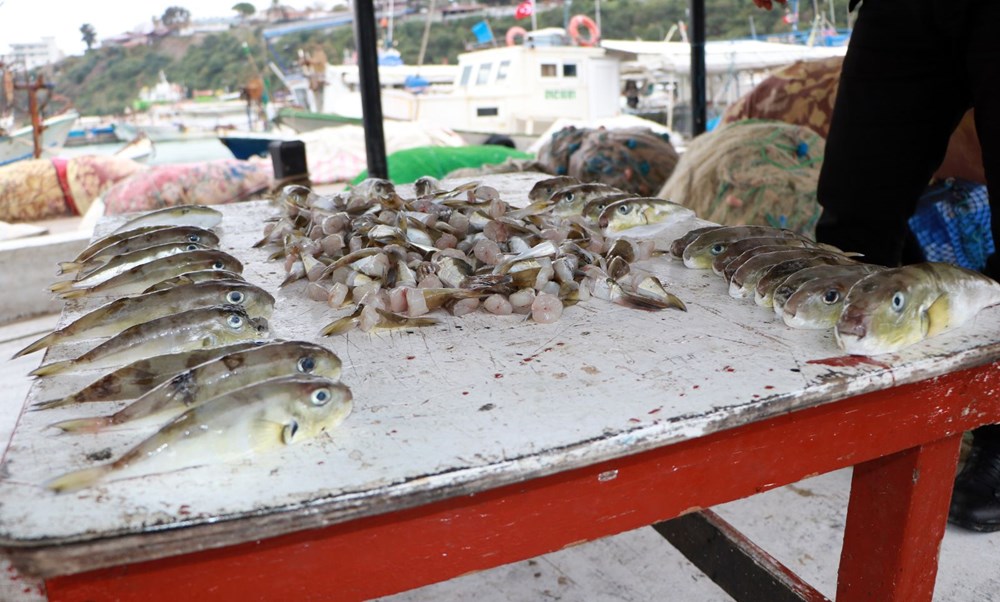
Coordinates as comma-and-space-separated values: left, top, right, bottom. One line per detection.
417, 0, 436, 67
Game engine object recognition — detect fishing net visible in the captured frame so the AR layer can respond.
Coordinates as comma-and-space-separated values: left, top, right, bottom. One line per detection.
658, 120, 825, 238
533, 125, 678, 196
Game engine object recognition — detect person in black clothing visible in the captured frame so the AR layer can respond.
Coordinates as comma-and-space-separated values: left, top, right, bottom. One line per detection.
753, 0, 1000, 531
623, 79, 640, 110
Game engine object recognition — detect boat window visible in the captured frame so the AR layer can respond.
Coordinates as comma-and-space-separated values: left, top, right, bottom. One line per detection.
563, 63, 578, 77
477, 107, 499, 117
496, 60, 511, 82
540, 64, 557, 78
460, 65, 472, 86
476, 63, 492, 85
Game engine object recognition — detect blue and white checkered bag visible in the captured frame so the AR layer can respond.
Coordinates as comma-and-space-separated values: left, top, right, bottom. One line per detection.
908, 178, 994, 271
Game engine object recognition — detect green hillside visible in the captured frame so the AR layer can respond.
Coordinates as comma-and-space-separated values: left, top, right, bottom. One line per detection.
47, 0, 818, 116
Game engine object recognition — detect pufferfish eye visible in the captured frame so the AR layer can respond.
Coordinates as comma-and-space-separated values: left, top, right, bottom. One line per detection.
821, 289, 841, 305
710, 243, 726, 255
226, 314, 244, 328
226, 290, 245, 304
188, 234, 201, 243
617, 203, 631, 215
213, 261, 225, 269
297, 356, 316, 373
891, 291, 906, 312
310, 387, 332, 406
185, 244, 199, 251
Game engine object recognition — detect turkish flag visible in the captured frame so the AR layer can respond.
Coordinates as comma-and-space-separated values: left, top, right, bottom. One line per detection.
515, 1, 534, 20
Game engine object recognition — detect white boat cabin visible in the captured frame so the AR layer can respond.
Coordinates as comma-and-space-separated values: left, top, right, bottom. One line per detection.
313, 28, 629, 140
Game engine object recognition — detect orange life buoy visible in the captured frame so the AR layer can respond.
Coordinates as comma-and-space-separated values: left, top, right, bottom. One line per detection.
506, 26, 528, 47
568, 15, 600, 47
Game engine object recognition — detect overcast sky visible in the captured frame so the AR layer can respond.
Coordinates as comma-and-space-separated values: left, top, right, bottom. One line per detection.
0, 0, 269, 57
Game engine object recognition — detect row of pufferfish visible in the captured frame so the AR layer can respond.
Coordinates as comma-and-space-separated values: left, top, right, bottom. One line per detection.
669, 224, 1000, 356
17, 205, 353, 493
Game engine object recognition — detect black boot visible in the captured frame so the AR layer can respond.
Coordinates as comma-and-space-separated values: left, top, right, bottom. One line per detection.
949, 426, 1000, 532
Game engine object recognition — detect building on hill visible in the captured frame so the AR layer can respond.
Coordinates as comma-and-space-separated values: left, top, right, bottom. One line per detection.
5, 37, 63, 70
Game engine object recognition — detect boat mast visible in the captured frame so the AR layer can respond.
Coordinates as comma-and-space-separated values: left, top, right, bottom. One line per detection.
14, 73, 51, 159
417, 0, 436, 66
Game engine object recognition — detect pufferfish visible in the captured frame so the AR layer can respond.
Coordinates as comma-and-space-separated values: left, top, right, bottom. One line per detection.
835, 262, 1000, 356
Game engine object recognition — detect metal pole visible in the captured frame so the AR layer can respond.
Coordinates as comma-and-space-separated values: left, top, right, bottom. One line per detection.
690, 0, 707, 136
14, 74, 46, 158
353, 0, 389, 179
28, 81, 41, 158
417, 0, 436, 66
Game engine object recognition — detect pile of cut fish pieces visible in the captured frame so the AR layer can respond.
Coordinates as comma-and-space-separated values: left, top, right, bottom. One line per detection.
18, 205, 353, 493
259, 176, 694, 334
672, 224, 1000, 355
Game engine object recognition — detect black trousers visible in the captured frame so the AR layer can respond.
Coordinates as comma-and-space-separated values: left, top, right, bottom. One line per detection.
816, 0, 1000, 445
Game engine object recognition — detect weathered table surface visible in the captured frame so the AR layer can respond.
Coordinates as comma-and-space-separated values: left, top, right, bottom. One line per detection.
2, 173, 999, 601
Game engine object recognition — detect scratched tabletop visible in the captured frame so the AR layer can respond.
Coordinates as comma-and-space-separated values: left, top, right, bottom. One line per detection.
3, 172, 1000, 576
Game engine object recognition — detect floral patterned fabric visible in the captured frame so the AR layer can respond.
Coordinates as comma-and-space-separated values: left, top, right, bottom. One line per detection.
720, 57, 843, 138
0, 155, 144, 222
719, 56, 983, 184
67, 155, 145, 215
102, 159, 273, 214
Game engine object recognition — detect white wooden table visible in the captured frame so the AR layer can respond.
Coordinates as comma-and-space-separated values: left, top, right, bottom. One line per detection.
2, 173, 998, 601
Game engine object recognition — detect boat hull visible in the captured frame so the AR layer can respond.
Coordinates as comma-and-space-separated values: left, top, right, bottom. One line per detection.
0, 112, 80, 166
274, 108, 363, 133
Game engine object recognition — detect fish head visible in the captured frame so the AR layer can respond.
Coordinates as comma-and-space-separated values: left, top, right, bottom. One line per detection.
834, 269, 931, 355
598, 200, 644, 231
772, 280, 806, 312
582, 198, 615, 222
292, 344, 343, 380
529, 177, 579, 202
216, 304, 270, 341
187, 229, 221, 248
283, 379, 354, 444
548, 188, 588, 216
782, 280, 850, 329
200, 251, 244, 275
220, 283, 276, 319
682, 236, 733, 269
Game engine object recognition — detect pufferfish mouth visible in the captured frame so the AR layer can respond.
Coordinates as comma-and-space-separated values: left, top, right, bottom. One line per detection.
836, 307, 868, 339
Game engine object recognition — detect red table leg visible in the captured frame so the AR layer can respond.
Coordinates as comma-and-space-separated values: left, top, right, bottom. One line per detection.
837, 434, 962, 602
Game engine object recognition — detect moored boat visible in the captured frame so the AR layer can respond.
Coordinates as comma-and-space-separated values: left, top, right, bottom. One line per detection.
0, 111, 80, 166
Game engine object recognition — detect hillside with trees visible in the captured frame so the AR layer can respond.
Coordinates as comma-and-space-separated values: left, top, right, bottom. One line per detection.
47, 0, 821, 116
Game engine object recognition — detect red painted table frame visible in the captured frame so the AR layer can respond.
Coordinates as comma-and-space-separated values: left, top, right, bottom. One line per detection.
43, 361, 999, 602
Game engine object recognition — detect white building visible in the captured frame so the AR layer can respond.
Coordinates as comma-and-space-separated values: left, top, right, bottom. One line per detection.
6, 37, 63, 70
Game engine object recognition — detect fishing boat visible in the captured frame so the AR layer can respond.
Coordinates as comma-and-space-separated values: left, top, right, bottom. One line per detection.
218, 130, 289, 160
65, 121, 122, 147
0, 111, 80, 166
277, 26, 629, 149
